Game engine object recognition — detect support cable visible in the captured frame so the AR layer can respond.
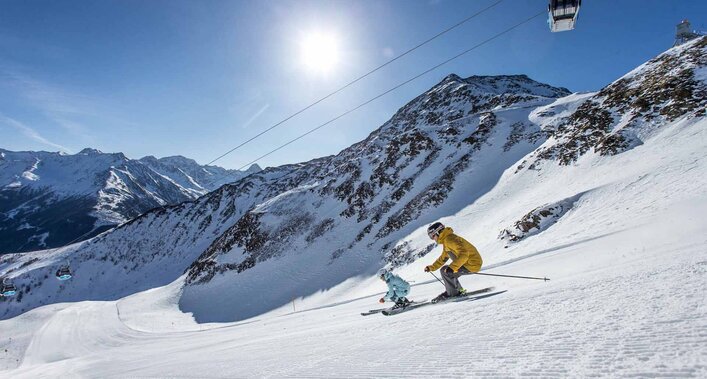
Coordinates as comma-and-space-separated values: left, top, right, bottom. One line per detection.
235, 10, 545, 171
206, 0, 505, 166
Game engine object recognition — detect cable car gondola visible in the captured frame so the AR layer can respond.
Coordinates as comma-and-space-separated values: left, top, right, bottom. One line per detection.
548, 0, 581, 32
56, 265, 73, 281
1, 278, 17, 297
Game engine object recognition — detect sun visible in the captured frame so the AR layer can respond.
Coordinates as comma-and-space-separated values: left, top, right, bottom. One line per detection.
299, 31, 340, 74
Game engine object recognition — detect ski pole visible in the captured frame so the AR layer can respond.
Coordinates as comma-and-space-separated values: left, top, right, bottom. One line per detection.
471, 272, 550, 281
429, 272, 445, 286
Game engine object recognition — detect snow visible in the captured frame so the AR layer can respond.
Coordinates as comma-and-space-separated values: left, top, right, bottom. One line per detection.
251, 182, 321, 214
15, 223, 34, 231
528, 92, 594, 130
2, 215, 706, 377
31, 232, 49, 248
20, 171, 38, 182
1, 40, 706, 377
697, 65, 707, 82
1, 107, 706, 378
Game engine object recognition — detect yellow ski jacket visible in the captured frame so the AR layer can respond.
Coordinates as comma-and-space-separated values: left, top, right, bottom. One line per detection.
428, 227, 483, 273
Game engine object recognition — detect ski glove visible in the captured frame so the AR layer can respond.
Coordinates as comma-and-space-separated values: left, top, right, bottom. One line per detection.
379, 298, 385, 304
443, 266, 455, 275
424, 266, 432, 272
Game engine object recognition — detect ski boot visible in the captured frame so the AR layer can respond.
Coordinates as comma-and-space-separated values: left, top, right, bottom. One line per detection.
392, 297, 411, 310
431, 292, 450, 303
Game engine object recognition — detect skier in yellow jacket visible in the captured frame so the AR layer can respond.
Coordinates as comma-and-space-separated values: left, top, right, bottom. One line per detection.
424, 222, 483, 302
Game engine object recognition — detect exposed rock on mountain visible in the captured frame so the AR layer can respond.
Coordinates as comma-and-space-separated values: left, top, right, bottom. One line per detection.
498, 195, 581, 246
519, 37, 706, 169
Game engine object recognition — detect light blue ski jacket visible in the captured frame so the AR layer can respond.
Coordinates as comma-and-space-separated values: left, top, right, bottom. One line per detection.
383, 272, 410, 301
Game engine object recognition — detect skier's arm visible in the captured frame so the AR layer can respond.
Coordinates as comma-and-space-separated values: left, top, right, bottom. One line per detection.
427, 251, 449, 271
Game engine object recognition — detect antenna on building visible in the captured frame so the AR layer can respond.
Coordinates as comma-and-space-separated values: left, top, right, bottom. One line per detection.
674, 19, 703, 46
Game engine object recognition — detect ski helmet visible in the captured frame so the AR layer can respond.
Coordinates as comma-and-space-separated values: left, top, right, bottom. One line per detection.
427, 222, 445, 239
377, 268, 389, 278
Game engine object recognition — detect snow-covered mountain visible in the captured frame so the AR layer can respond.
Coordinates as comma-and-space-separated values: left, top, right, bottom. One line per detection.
0, 148, 261, 254
0, 36, 704, 332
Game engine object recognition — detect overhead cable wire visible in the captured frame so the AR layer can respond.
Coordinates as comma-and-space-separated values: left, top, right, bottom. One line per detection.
235, 10, 546, 171
206, 0, 504, 166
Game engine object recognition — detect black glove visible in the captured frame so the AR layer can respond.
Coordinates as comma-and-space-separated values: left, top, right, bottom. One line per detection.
443, 266, 454, 275
424, 266, 432, 272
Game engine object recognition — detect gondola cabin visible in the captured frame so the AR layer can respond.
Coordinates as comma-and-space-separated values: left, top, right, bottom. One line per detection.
548, 0, 581, 32
1, 279, 17, 297
56, 265, 73, 281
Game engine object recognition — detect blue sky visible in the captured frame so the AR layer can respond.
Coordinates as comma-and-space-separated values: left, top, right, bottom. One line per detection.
1, 0, 705, 169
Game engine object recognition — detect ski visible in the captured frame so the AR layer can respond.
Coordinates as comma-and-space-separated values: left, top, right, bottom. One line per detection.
382, 287, 502, 316
361, 301, 424, 316
453, 289, 507, 303
361, 308, 387, 316
432, 286, 495, 304
381, 301, 433, 316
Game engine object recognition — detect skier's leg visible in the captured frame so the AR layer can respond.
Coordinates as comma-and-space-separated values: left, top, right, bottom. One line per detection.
398, 283, 410, 299
397, 287, 410, 305
441, 266, 472, 296
455, 267, 472, 294
440, 265, 460, 296
390, 290, 405, 308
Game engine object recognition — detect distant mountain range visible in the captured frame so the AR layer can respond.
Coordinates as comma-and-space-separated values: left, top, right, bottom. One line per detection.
0, 148, 260, 254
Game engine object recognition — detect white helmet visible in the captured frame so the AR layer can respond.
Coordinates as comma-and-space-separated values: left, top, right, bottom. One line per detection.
427, 222, 445, 239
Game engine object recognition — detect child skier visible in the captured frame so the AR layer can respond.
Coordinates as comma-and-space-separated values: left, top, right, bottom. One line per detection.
377, 268, 411, 309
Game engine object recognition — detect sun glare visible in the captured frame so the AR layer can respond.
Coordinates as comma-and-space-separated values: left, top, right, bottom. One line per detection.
300, 32, 339, 74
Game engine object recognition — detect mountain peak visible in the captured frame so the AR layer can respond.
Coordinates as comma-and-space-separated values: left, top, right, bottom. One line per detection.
463, 74, 570, 97
441, 73, 464, 83
246, 163, 262, 173
158, 155, 200, 167
426, 73, 571, 100
388, 73, 572, 128
78, 148, 103, 155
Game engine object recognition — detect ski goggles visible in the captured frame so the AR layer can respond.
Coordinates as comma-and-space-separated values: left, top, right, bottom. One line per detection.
428, 225, 444, 239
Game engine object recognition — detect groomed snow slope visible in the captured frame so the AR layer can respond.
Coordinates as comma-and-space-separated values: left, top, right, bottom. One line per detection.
1, 107, 705, 377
